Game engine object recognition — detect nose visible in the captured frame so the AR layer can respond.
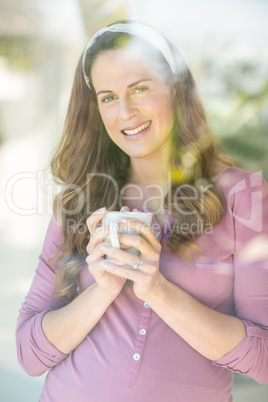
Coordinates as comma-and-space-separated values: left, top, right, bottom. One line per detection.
119, 97, 137, 121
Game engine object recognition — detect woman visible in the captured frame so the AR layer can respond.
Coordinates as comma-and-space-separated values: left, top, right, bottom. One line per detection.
16, 21, 268, 401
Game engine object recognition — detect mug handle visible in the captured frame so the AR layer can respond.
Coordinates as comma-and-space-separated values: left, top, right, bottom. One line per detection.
109, 222, 120, 248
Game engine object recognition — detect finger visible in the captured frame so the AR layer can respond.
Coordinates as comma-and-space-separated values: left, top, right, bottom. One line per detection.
86, 225, 110, 254
87, 258, 108, 277
120, 217, 153, 239
87, 238, 131, 264
86, 207, 107, 235
100, 244, 144, 267
100, 259, 145, 281
121, 232, 160, 262
86, 243, 108, 264
87, 225, 131, 254
102, 258, 126, 266
120, 205, 130, 212
120, 219, 161, 254
95, 223, 130, 250
100, 244, 158, 275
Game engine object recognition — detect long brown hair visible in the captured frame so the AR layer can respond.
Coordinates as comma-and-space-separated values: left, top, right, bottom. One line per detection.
51, 21, 235, 302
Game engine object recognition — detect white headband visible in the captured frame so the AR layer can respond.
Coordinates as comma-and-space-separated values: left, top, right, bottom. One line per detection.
82, 22, 177, 89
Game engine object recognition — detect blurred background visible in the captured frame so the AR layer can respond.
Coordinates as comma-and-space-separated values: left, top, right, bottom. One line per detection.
0, 0, 267, 400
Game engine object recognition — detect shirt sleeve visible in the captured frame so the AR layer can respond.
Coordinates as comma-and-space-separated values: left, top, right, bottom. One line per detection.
213, 171, 268, 384
16, 215, 68, 376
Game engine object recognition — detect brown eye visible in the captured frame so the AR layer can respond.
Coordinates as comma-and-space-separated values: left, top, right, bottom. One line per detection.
134, 86, 148, 94
102, 95, 116, 103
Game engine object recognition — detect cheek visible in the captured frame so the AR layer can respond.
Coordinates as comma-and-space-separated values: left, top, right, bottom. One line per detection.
156, 99, 174, 127
99, 109, 117, 133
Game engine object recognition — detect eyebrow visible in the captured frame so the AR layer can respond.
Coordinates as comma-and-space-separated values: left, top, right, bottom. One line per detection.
96, 78, 152, 96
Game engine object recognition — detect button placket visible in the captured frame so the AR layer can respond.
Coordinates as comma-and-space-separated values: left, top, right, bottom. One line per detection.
133, 353, 140, 361
124, 302, 152, 387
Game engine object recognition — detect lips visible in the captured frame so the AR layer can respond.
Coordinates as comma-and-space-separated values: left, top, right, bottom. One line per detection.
121, 121, 152, 136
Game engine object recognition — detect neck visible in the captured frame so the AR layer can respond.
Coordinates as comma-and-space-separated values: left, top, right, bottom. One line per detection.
129, 154, 170, 187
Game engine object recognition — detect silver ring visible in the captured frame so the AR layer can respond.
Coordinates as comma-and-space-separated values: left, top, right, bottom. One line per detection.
132, 256, 143, 270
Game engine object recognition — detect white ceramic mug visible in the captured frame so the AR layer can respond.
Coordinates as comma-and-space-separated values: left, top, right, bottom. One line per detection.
101, 211, 153, 263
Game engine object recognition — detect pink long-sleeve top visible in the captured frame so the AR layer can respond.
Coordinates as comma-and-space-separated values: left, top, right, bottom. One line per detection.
16, 167, 268, 401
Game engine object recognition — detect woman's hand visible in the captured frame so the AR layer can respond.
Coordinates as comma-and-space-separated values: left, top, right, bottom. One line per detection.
99, 217, 166, 301
86, 206, 129, 295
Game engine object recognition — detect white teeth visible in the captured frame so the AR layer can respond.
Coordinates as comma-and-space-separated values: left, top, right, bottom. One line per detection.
123, 121, 151, 135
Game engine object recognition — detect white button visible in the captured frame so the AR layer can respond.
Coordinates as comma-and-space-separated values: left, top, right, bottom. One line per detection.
133, 353, 140, 361
139, 329, 146, 335
155, 232, 161, 238
144, 302, 150, 308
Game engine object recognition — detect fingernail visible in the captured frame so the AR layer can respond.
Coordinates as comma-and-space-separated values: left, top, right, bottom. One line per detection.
121, 245, 129, 250
96, 207, 106, 214
101, 260, 110, 268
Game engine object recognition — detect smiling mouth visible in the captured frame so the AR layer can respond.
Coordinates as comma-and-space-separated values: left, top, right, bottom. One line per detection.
122, 121, 152, 136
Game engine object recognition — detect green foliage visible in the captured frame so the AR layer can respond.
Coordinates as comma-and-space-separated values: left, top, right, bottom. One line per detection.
199, 51, 268, 180
0, 35, 41, 70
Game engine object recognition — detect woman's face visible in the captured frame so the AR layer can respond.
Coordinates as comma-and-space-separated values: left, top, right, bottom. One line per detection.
91, 45, 175, 161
